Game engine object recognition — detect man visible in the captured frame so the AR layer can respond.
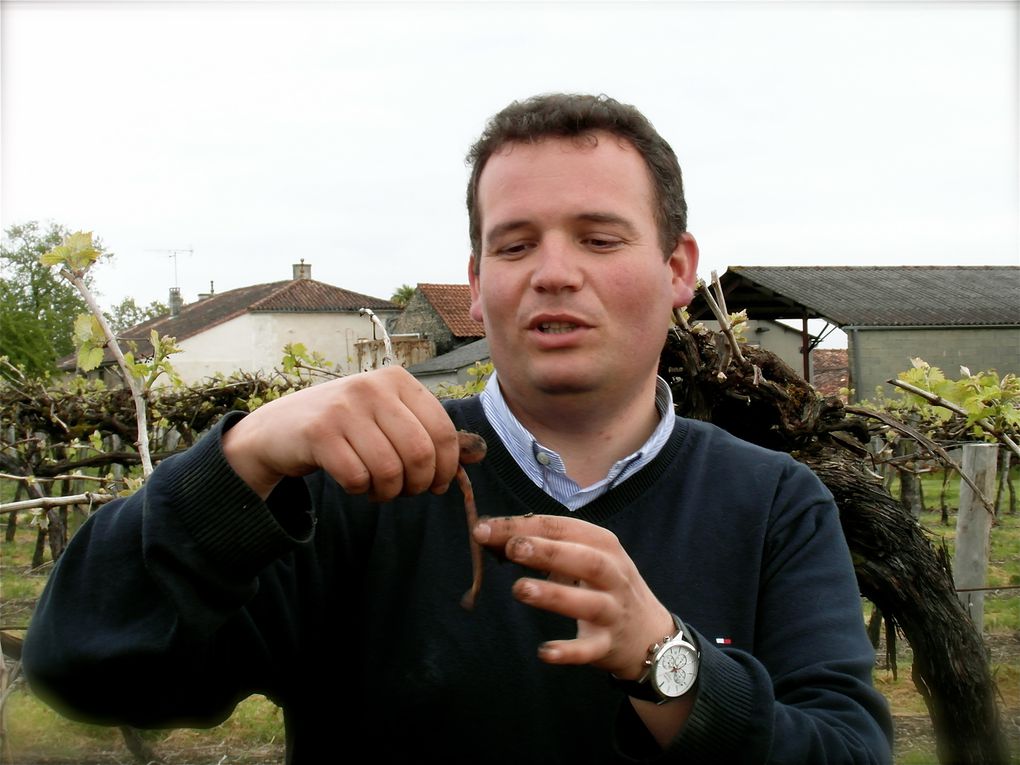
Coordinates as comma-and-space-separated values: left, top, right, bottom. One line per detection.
23, 93, 893, 764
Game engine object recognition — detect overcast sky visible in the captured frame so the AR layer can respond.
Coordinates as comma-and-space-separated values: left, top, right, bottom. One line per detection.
3, 0, 1018, 345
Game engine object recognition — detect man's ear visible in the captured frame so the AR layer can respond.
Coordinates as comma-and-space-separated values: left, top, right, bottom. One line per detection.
468, 256, 484, 323
669, 233, 700, 308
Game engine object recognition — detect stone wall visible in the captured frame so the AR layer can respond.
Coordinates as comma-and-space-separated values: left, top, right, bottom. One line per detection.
390, 292, 457, 355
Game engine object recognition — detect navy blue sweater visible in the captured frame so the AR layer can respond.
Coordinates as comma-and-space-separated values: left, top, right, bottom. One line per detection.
23, 397, 892, 764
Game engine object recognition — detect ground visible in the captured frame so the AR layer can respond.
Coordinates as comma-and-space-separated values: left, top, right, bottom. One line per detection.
883, 630, 1020, 764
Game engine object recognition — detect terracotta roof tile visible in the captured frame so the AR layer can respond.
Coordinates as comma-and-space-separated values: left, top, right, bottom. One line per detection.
418, 283, 485, 339
251, 279, 396, 312
812, 348, 849, 400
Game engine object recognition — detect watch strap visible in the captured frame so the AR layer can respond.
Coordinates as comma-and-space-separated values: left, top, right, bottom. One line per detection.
609, 613, 687, 703
610, 674, 664, 703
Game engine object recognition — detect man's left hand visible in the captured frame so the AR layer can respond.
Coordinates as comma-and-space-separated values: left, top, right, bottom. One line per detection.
471, 514, 675, 680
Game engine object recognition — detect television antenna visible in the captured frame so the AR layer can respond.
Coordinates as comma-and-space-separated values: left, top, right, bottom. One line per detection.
146, 247, 194, 289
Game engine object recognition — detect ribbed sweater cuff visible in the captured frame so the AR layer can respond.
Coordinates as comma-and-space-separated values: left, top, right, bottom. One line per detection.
169, 411, 315, 577
671, 629, 761, 760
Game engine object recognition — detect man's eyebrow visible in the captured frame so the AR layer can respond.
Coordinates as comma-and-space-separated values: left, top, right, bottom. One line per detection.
484, 220, 532, 245
576, 212, 639, 235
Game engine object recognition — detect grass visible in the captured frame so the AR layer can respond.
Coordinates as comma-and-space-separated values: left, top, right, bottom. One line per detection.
4, 691, 285, 764
0, 502, 287, 763
864, 466, 1020, 764
889, 465, 1020, 633
2, 470, 1018, 764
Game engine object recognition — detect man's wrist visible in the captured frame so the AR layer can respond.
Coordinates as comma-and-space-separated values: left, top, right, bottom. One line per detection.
221, 413, 283, 500
609, 614, 699, 704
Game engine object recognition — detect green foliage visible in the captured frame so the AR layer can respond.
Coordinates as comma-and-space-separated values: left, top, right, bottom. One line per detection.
0, 298, 56, 379
122, 330, 184, 390
281, 342, 340, 381
952, 368, 1020, 434
865, 358, 1020, 444
38, 230, 181, 392
390, 283, 416, 307
63, 374, 108, 395
726, 309, 748, 341
1, 221, 107, 376
39, 230, 101, 273
435, 361, 493, 399
72, 313, 107, 372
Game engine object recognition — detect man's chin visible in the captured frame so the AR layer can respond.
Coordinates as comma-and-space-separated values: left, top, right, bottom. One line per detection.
532, 375, 597, 396
494, 357, 600, 398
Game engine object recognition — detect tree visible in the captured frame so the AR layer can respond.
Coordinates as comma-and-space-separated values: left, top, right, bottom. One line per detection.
105, 296, 169, 333
390, 283, 415, 307
0, 221, 109, 376
0, 279, 54, 378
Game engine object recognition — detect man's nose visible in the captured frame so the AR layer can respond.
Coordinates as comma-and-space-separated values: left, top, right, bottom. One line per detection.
529, 235, 584, 292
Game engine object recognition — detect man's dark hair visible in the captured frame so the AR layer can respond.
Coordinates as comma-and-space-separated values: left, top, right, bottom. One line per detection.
465, 92, 688, 269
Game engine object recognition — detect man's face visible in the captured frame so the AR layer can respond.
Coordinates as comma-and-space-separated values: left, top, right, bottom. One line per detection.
469, 132, 698, 409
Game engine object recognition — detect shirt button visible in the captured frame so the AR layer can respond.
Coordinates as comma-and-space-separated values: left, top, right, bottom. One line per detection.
536, 452, 552, 466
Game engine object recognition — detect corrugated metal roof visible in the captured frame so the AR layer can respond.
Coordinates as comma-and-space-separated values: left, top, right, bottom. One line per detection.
690, 266, 1020, 327
406, 338, 491, 375
418, 283, 485, 339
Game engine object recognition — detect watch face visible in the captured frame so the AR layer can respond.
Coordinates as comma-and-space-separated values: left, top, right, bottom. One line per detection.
653, 644, 699, 698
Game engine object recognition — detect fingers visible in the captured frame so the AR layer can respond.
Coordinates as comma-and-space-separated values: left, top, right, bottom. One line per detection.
512, 566, 612, 624
472, 514, 674, 677
329, 367, 462, 500
487, 519, 625, 628
473, 514, 613, 582
537, 634, 613, 666
504, 532, 617, 592
224, 366, 463, 501
474, 513, 608, 546
457, 431, 488, 464
368, 400, 445, 499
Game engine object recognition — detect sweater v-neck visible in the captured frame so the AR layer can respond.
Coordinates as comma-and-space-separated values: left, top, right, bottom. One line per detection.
446, 396, 691, 526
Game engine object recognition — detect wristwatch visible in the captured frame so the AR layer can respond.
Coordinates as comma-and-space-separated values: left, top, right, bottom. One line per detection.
610, 613, 700, 704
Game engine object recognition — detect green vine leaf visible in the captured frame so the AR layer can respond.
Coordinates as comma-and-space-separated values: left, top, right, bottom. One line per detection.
40, 230, 101, 272
77, 345, 105, 372
73, 313, 104, 345
436, 361, 493, 399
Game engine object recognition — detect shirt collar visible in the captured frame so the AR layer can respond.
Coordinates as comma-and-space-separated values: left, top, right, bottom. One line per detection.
479, 371, 675, 509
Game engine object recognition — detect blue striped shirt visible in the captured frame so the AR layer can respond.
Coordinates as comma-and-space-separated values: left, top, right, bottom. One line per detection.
478, 371, 675, 511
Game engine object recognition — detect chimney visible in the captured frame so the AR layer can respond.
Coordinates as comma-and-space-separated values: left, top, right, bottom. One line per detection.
293, 259, 311, 280
197, 280, 215, 300
169, 287, 183, 317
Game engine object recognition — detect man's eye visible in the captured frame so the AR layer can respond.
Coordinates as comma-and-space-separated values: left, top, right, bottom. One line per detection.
496, 242, 530, 256
585, 237, 622, 250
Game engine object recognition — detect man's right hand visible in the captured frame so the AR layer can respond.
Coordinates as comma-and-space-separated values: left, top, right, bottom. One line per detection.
221, 365, 461, 502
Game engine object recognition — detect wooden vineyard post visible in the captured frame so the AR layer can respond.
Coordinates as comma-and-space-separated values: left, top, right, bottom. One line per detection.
953, 443, 998, 632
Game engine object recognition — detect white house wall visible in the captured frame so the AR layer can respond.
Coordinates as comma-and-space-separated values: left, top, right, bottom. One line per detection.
165, 311, 393, 384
